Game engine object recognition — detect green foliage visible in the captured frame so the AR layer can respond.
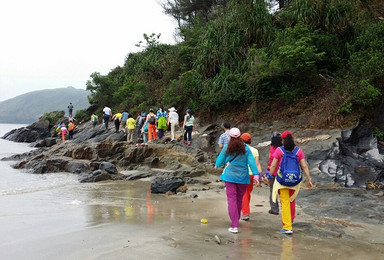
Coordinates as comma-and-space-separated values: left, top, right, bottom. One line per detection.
44, 111, 65, 126
373, 127, 384, 141
349, 22, 384, 82
74, 109, 89, 123
84, 0, 384, 124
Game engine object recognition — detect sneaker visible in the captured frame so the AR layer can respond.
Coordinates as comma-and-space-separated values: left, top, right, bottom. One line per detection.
280, 229, 293, 234
187, 142, 191, 146
183, 141, 187, 145
228, 227, 239, 233
268, 210, 279, 215
241, 215, 250, 221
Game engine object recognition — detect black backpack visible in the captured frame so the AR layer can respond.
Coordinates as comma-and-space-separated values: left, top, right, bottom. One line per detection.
148, 115, 156, 124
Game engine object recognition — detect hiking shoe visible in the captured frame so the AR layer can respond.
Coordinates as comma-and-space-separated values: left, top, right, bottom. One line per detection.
280, 229, 293, 234
183, 141, 187, 145
187, 142, 191, 146
268, 210, 279, 215
241, 215, 250, 221
228, 227, 239, 233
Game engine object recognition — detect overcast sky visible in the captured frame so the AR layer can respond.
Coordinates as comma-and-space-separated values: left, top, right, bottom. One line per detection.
0, 0, 176, 101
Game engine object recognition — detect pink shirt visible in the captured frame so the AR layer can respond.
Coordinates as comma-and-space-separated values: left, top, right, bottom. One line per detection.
272, 147, 305, 176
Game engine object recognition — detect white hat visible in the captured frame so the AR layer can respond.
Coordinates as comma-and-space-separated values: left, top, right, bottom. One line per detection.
168, 107, 177, 112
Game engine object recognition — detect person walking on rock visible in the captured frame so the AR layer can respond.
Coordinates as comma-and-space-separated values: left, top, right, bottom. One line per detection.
167, 107, 179, 141
68, 102, 73, 117
102, 105, 112, 129
146, 109, 157, 141
136, 112, 146, 141
182, 109, 194, 146
156, 106, 167, 139
126, 114, 136, 142
218, 122, 231, 149
60, 123, 68, 142
91, 114, 98, 127
240, 133, 262, 221
266, 131, 283, 215
121, 110, 129, 133
215, 128, 260, 233
269, 131, 313, 234
112, 112, 122, 133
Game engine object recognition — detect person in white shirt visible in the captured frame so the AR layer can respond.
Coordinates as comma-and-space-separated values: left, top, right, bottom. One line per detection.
167, 107, 179, 141
102, 105, 112, 129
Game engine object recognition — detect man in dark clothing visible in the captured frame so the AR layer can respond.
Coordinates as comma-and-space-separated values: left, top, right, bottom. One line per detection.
68, 103, 74, 117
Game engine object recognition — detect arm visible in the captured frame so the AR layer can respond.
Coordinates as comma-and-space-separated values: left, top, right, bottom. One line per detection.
255, 156, 262, 174
215, 146, 227, 168
299, 159, 313, 189
269, 158, 278, 176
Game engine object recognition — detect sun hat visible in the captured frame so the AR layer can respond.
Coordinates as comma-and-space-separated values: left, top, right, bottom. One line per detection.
240, 133, 252, 143
281, 131, 293, 139
168, 107, 177, 112
229, 127, 241, 138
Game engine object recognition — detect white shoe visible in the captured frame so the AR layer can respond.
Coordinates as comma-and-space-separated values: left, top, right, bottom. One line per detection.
228, 227, 238, 233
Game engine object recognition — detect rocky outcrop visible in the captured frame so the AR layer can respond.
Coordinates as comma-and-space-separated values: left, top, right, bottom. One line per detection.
319, 120, 384, 188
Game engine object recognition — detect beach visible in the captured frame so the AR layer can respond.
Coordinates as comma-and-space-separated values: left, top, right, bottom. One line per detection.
1, 124, 384, 259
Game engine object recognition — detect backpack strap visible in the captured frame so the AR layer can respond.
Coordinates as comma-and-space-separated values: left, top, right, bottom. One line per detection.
292, 146, 300, 155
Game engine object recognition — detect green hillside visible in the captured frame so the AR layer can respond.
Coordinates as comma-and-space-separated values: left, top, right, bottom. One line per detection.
0, 87, 90, 124
85, 0, 384, 128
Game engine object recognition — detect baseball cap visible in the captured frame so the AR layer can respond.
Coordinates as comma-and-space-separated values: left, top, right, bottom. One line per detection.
240, 133, 252, 143
229, 127, 241, 138
281, 131, 293, 139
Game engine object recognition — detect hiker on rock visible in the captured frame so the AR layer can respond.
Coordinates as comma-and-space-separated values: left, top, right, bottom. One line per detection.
215, 128, 260, 233
91, 114, 98, 127
156, 106, 167, 139
269, 131, 313, 234
102, 105, 112, 129
121, 110, 129, 133
146, 109, 157, 141
126, 114, 136, 142
167, 107, 179, 141
182, 109, 194, 146
112, 112, 122, 133
266, 131, 283, 215
240, 133, 262, 221
68, 102, 73, 117
218, 122, 231, 149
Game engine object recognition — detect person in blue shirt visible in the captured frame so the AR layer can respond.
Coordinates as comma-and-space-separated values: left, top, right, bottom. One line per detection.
215, 128, 260, 233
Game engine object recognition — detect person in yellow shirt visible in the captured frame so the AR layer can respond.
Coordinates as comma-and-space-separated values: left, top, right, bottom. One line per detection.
126, 114, 136, 142
112, 112, 122, 133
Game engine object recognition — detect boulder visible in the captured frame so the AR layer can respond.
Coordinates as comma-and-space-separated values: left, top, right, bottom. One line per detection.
151, 177, 185, 194
99, 162, 118, 174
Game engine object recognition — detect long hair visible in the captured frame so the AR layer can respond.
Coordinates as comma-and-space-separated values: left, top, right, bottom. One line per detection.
271, 136, 282, 148
226, 137, 246, 155
283, 134, 295, 151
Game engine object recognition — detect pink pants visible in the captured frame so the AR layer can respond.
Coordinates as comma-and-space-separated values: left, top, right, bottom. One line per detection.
225, 181, 248, 228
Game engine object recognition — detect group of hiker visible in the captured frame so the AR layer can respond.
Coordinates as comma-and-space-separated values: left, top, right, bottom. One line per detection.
94, 105, 195, 145
55, 104, 76, 142
58, 103, 313, 235
215, 123, 313, 235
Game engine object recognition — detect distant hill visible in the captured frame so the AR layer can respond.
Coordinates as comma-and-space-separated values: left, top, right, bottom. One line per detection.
0, 87, 90, 124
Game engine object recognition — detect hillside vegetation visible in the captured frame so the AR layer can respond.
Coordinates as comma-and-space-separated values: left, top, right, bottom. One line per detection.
0, 87, 90, 124
85, 0, 384, 128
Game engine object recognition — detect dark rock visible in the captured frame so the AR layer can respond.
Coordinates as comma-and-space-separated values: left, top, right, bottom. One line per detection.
190, 193, 198, 198
99, 162, 118, 174
144, 157, 160, 168
151, 177, 185, 194
79, 170, 111, 183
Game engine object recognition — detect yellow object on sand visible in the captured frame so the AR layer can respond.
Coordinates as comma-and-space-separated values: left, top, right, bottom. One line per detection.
201, 218, 208, 224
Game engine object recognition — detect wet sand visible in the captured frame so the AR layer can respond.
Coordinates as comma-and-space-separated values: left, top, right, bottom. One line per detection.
1, 178, 383, 260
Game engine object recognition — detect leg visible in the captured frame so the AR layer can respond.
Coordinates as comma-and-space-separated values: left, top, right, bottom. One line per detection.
269, 176, 279, 214
279, 188, 292, 231
225, 182, 239, 228
187, 126, 192, 143
148, 125, 154, 141
241, 175, 254, 216
236, 184, 248, 220
289, 189, 296, 223
171, 123, 175, 140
